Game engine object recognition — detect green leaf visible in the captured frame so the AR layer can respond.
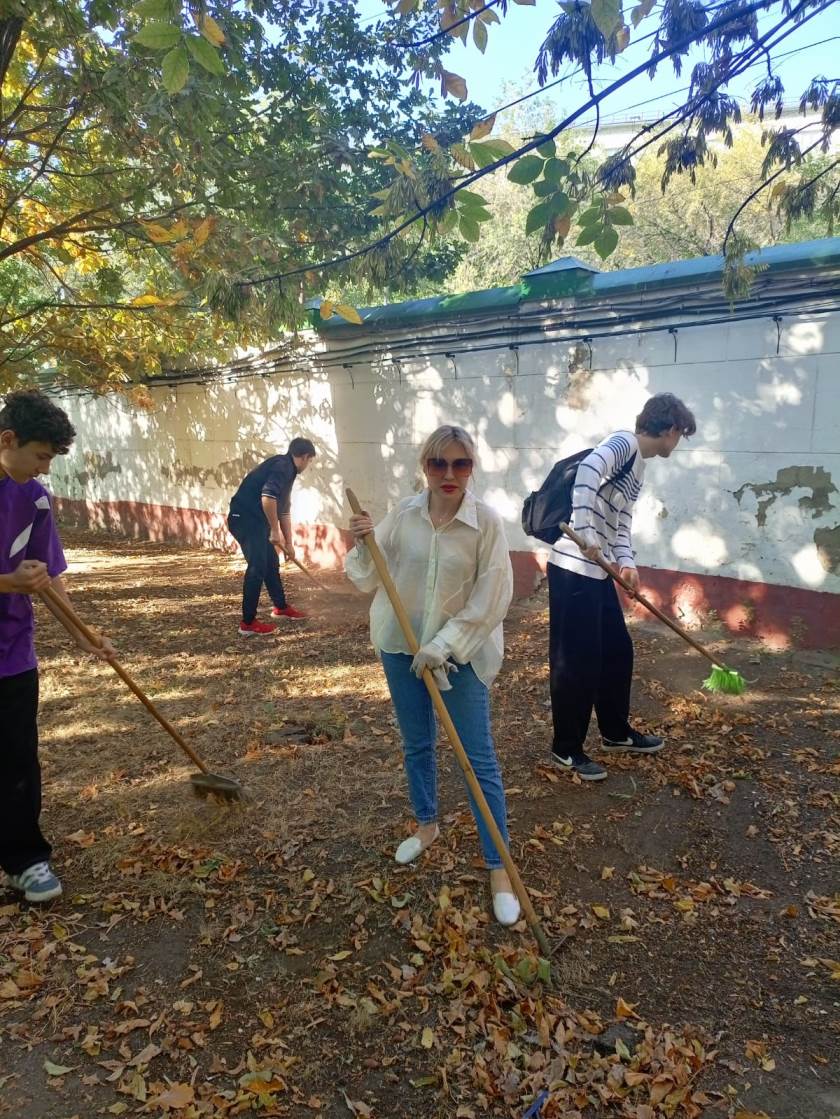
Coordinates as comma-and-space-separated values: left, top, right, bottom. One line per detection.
161, 45, 189, 93
533, 179, 556, 198
184, 32, 225, 75
468, 138, 515, 169
525, 200, 552, 235
608, 205, 634, 225
472, 18, 488, 52
579, 205, 603, 226
543, 157, 570, 186
631, 0, 656, 27
507, 155, 543, 185
576, 224, 601, 246
456, 189, 488, 207
132, 21, 181, 49
439, 208, 459, 234
133, 0, 173, 17
547, 191, 571, 218
536, 135, 556, 159
459, 215, 480, 243
594, 226, 620, 258
591, 0, 623, 37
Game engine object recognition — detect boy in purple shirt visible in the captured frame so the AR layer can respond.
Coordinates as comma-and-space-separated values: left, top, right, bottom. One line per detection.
0, 390, 113, 902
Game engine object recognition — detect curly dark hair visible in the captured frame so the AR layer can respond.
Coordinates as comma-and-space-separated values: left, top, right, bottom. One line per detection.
635, 393, 696, 438
0, 390, 76, 453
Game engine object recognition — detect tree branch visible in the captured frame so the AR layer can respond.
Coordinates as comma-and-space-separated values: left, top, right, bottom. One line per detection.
238, 0, 792, 288
391, 2, 501, 50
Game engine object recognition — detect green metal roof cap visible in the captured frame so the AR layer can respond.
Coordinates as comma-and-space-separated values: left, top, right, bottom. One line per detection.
313, 236, 840, 332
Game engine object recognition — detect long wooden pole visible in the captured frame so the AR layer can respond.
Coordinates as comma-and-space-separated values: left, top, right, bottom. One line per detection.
558, 522, 723, 667
39, 585, 212, 775
346, 488, 551, 957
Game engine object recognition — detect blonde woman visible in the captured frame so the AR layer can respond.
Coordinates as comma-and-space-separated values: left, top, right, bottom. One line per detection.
345, 425, 519, 926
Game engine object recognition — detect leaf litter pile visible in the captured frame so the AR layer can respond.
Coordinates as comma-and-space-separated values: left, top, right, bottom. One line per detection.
1, 530, 838, 1119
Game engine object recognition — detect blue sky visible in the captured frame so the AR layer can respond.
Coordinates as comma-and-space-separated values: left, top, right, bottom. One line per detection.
358, 1, 840, 128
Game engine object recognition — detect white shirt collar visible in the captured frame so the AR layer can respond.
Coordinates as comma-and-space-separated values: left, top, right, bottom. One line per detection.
411, 488, 479, 531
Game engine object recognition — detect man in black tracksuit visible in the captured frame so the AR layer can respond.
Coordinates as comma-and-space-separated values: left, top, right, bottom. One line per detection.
228, 437, 316, 636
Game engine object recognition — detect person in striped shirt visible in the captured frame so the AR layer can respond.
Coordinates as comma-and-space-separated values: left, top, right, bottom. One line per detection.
548, 393, 697, 781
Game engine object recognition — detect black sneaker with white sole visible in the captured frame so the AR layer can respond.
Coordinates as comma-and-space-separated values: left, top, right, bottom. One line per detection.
601, 729, 664, 754
551, 751, 608, 781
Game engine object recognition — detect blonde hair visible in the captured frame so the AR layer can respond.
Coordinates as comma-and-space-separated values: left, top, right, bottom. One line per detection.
418, 424, 476, 465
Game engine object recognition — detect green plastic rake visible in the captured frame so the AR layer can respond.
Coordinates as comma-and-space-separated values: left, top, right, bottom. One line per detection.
558, 524, 746, 696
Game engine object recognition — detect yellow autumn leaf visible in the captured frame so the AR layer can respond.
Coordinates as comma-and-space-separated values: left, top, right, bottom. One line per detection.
142, 223, 176, 243
469, 113, 496, 141
420, 1026, 435, 1049
319, 300, 335, 320
335, 303, 363, 325
131, 294, 166, 307
615, 997, 639, 1019
193, 216, 214, 247
198, 14, 226, 46
329, 950, 352, 961
592, 904, 611, 920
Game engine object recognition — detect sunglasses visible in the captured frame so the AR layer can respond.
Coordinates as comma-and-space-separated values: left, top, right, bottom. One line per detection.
425, 456, 474, 479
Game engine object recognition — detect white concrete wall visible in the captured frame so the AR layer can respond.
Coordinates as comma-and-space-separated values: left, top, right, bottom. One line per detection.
51, 306, 840, 594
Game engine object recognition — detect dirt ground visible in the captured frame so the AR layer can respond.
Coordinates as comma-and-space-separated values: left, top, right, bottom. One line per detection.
1, 528, 838, 1119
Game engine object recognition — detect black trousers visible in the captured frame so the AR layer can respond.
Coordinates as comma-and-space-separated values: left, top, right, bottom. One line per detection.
0, 668, 51, 876
228, 513, 287, 622
548, 564, 633, 758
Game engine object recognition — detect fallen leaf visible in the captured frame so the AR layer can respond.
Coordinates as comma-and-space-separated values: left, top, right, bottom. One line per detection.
421, 1026, 435, 1049
44, 1059, 75, 1077
615, 997, 639, 1019
152, 1082, 194, 1109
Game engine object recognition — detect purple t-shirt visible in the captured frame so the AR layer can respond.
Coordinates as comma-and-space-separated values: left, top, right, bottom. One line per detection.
0, 476, 67, 678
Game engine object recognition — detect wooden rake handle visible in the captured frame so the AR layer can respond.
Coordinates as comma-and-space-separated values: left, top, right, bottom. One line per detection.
39, 585, 211, 774
557, 522, 721, 668
347, 488, 551, 957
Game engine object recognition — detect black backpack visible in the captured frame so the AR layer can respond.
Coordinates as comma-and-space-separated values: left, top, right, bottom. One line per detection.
522, 448, 637, 545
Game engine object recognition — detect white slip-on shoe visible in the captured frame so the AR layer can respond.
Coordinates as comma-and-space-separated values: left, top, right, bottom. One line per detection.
394, 824, 439, 865
492, 890, 521, 927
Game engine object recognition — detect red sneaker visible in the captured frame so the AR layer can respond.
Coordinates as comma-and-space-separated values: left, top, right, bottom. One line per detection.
271, 605, 307, 620
238, 619, 276, 637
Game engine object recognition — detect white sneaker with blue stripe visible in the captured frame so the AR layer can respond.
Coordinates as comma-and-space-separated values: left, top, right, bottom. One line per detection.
7, 862, 63, 903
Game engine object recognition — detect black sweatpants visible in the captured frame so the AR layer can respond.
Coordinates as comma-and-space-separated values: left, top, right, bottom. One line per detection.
228, 513, 287, 622
0, 668, 52, 876
548, 563, 633, 758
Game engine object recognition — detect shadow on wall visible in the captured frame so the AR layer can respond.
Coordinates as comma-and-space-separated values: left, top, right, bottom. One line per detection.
51, 312, 840, 647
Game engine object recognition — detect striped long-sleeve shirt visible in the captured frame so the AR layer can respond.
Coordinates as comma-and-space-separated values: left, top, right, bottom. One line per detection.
548, 431, 645, 580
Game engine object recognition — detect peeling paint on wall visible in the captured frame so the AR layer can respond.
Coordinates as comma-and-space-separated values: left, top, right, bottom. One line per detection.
565, 344, 592, 410
814, 524, 840, 575
732, 466, 837, 527
74, 450, 122, 489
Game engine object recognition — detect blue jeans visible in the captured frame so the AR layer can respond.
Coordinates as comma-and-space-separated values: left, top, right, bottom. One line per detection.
380, 653, 509, 870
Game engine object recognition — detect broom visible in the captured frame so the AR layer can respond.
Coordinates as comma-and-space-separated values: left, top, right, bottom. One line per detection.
557, 523, 746, 695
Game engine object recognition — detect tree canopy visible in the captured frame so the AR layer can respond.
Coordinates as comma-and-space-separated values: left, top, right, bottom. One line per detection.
1, 0, 838, 391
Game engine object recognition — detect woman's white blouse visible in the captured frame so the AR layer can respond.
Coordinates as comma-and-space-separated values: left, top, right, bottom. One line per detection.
344, 490, 513, 688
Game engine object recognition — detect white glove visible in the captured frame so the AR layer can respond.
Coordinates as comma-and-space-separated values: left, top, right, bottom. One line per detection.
410, 642, 458, 692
